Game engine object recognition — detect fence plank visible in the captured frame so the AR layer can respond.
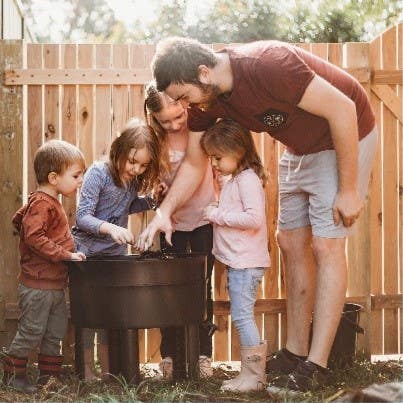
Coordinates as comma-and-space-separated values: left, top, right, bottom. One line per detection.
0, 40, 23, 348
368, 35, 384, 354
26, 44, 43, 194
61, 44, 78, 227
78, 44, 94, 163
112, 44, 129, 139
381, 26, 399, 354
43, 44, 59, 140
344, 42, 372, 356
95, 44, 112, 160
263, 136, 280, 354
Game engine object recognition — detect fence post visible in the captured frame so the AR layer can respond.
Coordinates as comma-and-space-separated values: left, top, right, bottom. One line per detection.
0, 40, 24, 348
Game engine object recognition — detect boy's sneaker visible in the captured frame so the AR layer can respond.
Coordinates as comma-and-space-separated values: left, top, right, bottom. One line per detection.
266, 348, 305, 375
199, 355, 213, 378
158, 356, 173, 380
267, 360, 329, 395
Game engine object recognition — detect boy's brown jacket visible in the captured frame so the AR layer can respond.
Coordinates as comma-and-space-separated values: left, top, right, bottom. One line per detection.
12, 191, 74, 290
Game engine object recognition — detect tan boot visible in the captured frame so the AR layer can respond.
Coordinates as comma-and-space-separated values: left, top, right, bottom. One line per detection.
221, 341, 267, 392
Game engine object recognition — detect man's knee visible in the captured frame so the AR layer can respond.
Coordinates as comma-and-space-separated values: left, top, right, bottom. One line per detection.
311, 237, 345, 260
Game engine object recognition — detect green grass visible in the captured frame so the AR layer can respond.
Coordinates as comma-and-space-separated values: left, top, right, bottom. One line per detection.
0, 356, 401, 402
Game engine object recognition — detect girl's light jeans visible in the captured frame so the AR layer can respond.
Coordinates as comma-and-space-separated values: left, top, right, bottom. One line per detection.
227, 267, 265, 347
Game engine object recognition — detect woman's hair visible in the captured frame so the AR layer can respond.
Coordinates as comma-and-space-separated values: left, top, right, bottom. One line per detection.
109, 118, 161, 193
143, 82, 175, 175
34, 139, 85, 185
200, 119, 267, 186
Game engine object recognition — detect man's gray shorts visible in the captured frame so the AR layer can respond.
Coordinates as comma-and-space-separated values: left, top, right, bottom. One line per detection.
278, 127, 378, 238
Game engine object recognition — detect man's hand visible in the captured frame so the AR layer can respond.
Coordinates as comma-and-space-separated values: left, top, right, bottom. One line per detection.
70, 251, 86, 261
135, 209, 173, 251
333, 189, 363, 227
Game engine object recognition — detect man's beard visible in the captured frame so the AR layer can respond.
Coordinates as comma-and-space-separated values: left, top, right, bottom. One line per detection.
194, 83, 221, 111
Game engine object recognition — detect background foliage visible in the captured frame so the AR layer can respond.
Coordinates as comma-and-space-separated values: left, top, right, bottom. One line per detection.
21, 0, 403, 44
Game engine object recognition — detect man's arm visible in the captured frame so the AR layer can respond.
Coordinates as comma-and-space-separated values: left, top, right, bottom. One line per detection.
297, 74, 362, 227
136, 130, 208, 249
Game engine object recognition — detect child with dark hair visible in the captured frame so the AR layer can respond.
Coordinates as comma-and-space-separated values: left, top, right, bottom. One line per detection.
201, 119, 270, 392
2, 140, 86, 393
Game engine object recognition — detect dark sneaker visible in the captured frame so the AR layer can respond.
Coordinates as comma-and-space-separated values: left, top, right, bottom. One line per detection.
267, 360, 329, 395
266, 348, 304, 375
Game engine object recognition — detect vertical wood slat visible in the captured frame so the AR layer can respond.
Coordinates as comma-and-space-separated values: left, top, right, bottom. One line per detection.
344, 42, 372, 356
78, 44, 94, 163
95, 44, 112, 161
43, 44, 59, 140
61, 44, 78, 227
381, 26, 399, 354
369, 35, 384, 354
0, 40, 23, 347
27, 44, 42, 194
112, 44, 129, 139
263, 136, 280, 354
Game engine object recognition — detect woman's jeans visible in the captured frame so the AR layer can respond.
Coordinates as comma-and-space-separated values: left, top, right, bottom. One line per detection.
228, 267, 265, 347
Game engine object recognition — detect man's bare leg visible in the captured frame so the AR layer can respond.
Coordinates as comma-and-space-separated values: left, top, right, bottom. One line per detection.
309, 236, 347, 367
277, 227, 316, 357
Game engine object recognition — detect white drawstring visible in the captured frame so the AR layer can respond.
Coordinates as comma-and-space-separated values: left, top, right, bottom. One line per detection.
285, 155, 305, 182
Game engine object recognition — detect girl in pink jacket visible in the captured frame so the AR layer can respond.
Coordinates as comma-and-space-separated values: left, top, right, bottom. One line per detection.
201, 119, 270, 393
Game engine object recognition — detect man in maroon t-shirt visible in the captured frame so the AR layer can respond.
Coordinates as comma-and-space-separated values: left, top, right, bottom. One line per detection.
136, 37, 377, 393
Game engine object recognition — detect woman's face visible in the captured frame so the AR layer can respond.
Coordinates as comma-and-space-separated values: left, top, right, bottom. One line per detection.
153, 101, 188, 134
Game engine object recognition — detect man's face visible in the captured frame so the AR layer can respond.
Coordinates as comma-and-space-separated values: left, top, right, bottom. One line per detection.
165, 82, 221, 111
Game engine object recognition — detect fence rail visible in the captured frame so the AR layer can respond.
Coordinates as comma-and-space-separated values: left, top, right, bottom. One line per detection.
0, 23, 402, 364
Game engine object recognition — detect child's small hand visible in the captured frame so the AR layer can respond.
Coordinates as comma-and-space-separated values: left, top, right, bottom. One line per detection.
109, 224, 135, 245
71, 252, 86, 261
203, 202, 218, 220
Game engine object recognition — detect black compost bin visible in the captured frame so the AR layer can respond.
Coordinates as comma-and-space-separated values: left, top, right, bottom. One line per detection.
67, 251, 207, 383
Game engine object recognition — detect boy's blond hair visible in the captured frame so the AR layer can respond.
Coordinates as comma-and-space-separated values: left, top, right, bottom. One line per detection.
34, 140, 85, 185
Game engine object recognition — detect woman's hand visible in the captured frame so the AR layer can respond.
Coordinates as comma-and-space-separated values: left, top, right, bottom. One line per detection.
70, 252, 86, 261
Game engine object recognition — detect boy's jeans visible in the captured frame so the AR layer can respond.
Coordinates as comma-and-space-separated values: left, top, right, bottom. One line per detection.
227, 267, 265, 347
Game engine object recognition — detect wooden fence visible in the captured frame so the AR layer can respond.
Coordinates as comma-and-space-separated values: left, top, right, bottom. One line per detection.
0, 23, 401, 365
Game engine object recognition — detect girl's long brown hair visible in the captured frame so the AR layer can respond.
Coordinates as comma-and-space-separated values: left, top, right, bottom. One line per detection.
143, 82, 174, 176
109, 118, 161, 193
200, 119, 267, 186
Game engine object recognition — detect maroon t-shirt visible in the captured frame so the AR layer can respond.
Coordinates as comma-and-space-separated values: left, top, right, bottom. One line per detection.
188, 41, 375, 155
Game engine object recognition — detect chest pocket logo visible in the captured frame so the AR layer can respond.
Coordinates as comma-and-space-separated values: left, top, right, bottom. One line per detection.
255, 108, 288, 128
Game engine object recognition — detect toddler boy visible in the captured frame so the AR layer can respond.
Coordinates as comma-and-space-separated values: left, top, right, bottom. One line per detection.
2, 140, 86, 393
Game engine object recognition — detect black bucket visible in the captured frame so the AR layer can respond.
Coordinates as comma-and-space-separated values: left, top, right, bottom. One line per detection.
328, 303, 364, 369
